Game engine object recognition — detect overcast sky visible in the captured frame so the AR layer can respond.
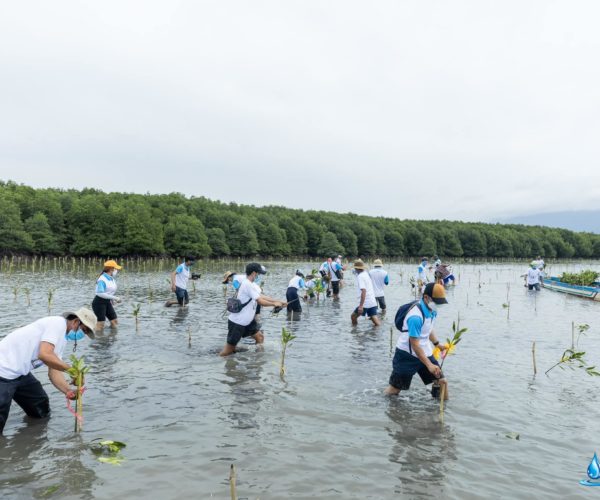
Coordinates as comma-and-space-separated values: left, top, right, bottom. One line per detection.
1, 1, 599, 222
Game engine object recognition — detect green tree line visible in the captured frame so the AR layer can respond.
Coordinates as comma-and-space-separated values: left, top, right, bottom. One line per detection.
1, 180, 599, 259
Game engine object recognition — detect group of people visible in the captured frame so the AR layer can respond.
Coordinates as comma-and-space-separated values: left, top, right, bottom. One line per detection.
0, 256, 450, 436
415, 256, 456, 290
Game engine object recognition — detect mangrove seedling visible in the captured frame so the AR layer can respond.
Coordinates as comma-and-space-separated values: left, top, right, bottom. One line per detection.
65, 354, 90, 432
47, 288, 55, 314
545, 349, 600, 377
23, 287, 31, 306
12, 285, 19, 301
313, 279, 326, 300
132, 304, 141, 331
280, 327, 296, 378
576, 323, 590, 349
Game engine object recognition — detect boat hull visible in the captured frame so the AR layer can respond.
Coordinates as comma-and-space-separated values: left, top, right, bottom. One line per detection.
542, 277, 600, 301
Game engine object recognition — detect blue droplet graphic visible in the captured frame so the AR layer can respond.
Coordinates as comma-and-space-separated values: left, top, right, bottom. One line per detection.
587, 453, 600, 480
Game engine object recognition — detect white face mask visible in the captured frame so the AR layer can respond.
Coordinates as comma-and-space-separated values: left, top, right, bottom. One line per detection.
112, 269, 118, 277
428, 301, 438, 313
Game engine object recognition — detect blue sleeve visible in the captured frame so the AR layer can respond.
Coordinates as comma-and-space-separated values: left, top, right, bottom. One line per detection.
233, 278, 241, 290
384, 274, 389, 285
407, 315, 423, 338
299, 279, 305, 289
175, 264, 184, 274
96, 280, 106, 293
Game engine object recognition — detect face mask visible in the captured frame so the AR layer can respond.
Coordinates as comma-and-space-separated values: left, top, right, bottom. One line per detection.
66, 329, 85, 342
352, 269, 358, 276
428, 302, 438, 314
112, 270, 119, 277
254, 275, 262, 285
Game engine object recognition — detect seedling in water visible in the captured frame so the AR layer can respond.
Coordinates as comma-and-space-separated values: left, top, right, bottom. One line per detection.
47, 288, 55, 314
23, 287, 31, 306
545, 349, 600, 377
280, 327, 296, 378
65, 355, 90, 432
132, 304, 141, 331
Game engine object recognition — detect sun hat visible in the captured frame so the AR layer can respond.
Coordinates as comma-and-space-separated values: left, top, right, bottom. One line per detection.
103, 260, 122, 270
373, 259, 383, 267
423, 283, 448, 304
246, 262, 267, 276
63, 307, 97, 338
222, 271, 235, 284
353, 259, 367, 270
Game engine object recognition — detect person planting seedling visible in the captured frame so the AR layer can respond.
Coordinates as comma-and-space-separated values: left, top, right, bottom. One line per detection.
0, 308, 96, 435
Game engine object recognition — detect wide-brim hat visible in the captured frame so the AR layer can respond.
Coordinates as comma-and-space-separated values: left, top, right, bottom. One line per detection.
373, 259, 383, 267
222, 271, 235, 284
423, 283, 448, 304
103, 259, 122, 270
353, 259, 367, 270
63, 307, 97, 338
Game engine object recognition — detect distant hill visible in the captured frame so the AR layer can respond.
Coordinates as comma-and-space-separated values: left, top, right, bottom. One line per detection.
498, 211, 600, 234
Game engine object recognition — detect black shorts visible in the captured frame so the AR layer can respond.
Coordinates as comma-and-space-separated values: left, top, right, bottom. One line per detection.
0, 373, 50, 434
528, 283, 540, 291
376, 296, 387, 310
331, 281, 340, 295
175, 287, 189, 306
92, 296, 117, 322
227, 320, 260, 347
286, 287, 302, 312
388, 348, 444, 390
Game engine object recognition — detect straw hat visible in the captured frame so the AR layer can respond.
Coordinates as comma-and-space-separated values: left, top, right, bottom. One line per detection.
373, 259, 383, 267
222, 271, 235, 284
353, 259, 367, 270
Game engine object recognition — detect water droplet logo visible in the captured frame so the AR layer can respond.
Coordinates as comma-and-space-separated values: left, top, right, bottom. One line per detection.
580, 453, 600, 486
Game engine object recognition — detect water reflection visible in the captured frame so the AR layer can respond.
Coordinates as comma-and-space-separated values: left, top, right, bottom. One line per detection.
385, 400, 456, 496
221, 353, 266, 430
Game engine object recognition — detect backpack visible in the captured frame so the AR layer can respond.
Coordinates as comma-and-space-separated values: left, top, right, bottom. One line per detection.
394, 300, 421, 332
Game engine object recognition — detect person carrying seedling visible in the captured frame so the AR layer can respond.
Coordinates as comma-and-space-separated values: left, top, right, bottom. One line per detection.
385, 283, 449, 398
92, 259, 122, 332
165, 256, 199, 307
0, 308, 96, 434
219, 263, 286, 357
351, 260, 381, 326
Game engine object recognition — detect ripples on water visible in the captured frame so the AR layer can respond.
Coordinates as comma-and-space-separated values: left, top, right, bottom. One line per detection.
1, 261, 600, 499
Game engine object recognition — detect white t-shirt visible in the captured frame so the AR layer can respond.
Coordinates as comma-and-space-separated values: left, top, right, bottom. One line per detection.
0, 316, 67, 380
527, 268, 541, 285
369, 268, 389, 297
175, 263, 190, 290
396, 302, 436, 358
355, 271, 377, 308
228, 279, 261, 326
288, 276, 306, 289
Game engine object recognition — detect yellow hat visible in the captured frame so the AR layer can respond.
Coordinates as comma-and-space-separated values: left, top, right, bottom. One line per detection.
103, 260, 122, 270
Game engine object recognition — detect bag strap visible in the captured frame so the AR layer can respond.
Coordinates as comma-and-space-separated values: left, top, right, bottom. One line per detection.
407, 301, 424, 355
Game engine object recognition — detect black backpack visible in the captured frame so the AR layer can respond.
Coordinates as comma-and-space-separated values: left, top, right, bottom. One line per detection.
226, 294, 253, 313
394, 300, 421, 332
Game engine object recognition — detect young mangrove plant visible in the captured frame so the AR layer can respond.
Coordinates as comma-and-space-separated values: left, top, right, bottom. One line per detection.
66, 355, 90, 432
12, 285, 19, 302
280, 327, 296, 378
575, 323, 590, 349
545, 349, 600, 377
47, 288, 55, 314
132, 304, 141, 331
313, 279, 326, 300
23, 287, 31, 307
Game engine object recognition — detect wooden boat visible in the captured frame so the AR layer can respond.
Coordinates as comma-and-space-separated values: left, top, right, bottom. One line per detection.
542, 276, 600, 301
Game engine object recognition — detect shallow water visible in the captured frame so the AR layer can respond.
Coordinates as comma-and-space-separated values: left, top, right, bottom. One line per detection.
1, 261, 599, 499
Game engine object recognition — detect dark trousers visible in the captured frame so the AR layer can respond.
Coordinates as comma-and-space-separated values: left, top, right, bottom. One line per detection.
0, 373, 50, 434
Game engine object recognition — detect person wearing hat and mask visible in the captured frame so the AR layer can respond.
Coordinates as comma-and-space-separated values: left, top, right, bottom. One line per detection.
219, 263, 286, 357
369, 259, 390, 313
0, 308, 96, 434
92, 259, 123, 332
525, 262, 542, 291
385, 283, 449, 398
165, 256, 197, 307
351, 260, 381, 326
286, 270, 307, 314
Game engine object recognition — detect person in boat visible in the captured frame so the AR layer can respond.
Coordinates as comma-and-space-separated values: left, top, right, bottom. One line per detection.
525, 262, 542, 291
219, 263, 286, 357
385, 283, 449, 399
0, 308, 96, 434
